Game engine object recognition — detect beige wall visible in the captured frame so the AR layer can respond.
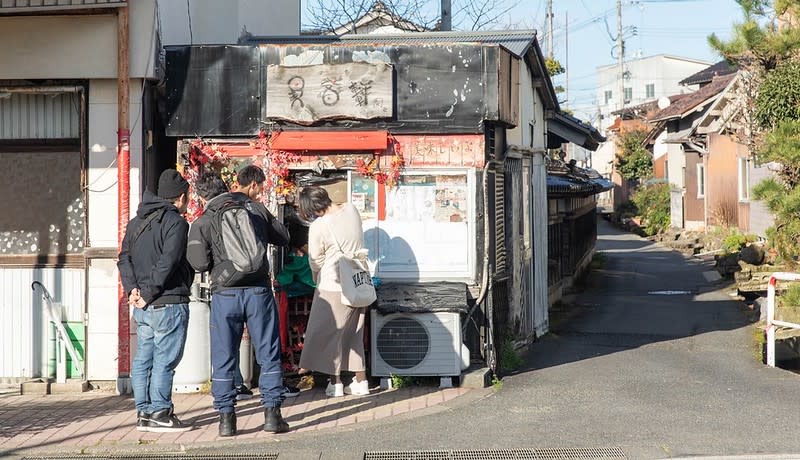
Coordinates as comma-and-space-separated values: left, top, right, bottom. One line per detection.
0, 1, 158, 79
158, 0, 300, 46
507, 65, 546, 151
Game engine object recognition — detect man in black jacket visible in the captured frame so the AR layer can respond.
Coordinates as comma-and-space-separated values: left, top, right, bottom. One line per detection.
118, 169, 193, 433
187, 165, 291, 436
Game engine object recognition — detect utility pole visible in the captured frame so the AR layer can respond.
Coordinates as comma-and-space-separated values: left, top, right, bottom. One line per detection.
617, 0, 624, 114
546, 0, 554, 58
441, 0, 452, 31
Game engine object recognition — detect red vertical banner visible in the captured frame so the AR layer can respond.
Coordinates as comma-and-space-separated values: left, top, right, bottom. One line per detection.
377, 181, 386, 221
118, 128, 131, 377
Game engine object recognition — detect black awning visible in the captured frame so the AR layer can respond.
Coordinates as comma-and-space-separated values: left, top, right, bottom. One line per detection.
547, 111, 605, 151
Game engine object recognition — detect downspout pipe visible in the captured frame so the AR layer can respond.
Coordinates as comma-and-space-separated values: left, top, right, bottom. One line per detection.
117, 4, 131, 394
462, 158, 494, 370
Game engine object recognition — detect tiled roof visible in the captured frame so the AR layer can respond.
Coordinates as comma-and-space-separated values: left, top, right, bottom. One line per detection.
649, 73, 736, 122
612, 94, 688, 117
679, 60, 738, 86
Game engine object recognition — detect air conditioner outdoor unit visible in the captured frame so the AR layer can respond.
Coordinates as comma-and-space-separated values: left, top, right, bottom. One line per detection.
371, 311, 469, 387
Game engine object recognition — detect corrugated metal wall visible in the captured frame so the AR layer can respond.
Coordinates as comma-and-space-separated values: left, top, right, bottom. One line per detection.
530, 153, 548, 337
0, 93, 79, 139
0, 268, 84, 379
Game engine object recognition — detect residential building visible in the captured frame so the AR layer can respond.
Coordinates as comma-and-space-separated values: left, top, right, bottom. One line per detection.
0, 0, 299, 389
592, 55, 710, 214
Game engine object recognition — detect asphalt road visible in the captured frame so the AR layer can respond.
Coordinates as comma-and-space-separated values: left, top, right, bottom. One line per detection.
28, 220, 800, 460
240, 219, 800, 459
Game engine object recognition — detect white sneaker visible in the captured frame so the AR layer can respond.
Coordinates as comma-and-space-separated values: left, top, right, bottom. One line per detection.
325, 381, 344, 397
344, 379, 370, 396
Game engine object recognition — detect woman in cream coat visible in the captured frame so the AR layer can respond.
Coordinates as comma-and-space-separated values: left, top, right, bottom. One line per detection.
297, 186, 369, 397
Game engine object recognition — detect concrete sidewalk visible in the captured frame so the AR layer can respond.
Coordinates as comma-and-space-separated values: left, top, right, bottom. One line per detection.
0, 383, 475, 458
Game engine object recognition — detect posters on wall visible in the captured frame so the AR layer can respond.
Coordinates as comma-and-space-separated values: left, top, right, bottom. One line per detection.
386, 175, 467, 223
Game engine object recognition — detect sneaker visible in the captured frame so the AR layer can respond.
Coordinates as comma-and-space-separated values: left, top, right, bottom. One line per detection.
284, 385, 301, 397
147, 407, 192, 433
136, 410, 150, 432
325, 381, 344, 397
344, 379, 370, 396
235, 385, 254, 401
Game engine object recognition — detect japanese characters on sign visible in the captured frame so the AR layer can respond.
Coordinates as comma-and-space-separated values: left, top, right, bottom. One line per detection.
266, 63, 394, 124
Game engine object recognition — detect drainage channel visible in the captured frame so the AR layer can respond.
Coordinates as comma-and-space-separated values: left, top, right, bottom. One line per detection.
23, 448, 627, 460
22, 455, 278, 460
364, 448, 627, 460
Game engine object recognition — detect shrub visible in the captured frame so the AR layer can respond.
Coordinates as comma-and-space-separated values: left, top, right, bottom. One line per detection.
630, 183, 671, 235
721, 232, 758, 254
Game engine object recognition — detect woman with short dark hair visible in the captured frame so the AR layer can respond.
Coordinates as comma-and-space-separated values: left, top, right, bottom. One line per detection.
297, 185, 370, 397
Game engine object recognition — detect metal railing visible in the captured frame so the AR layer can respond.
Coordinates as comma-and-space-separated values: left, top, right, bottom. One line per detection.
766, 272, 800, 367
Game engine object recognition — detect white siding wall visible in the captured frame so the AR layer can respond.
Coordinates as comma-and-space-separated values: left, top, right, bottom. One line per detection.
0, 268, 84, 379
666, 143, 685, 189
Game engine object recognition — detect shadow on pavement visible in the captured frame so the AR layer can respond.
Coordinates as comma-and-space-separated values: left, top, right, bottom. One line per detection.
514, 219, 755, 374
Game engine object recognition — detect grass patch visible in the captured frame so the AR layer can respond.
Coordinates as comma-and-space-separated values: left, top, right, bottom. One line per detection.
491, 374, 503, 390
498, 339, 524, 372
590, 252, 608, 270
390, 374, 438, 389
752, 326, 766, 364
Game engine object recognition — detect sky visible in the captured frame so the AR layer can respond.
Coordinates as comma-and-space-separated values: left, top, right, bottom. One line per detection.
503, 0, 741, 121
301, 0, 744, 122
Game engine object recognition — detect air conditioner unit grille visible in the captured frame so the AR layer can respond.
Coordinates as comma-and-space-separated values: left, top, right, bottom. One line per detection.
376, 317, 429, 369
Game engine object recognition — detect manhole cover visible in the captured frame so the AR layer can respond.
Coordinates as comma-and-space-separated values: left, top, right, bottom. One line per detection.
364, 447, 626, 460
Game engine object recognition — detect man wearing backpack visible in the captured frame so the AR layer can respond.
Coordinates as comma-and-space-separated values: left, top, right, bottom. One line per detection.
187, 165, 291, 436
118, 169, 193, 433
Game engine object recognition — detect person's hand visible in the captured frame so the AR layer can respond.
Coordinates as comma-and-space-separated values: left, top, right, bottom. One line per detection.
134, 297, 147, 309
128, 288, 141, 306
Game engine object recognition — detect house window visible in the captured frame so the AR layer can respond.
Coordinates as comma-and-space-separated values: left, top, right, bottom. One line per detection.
738, 157, 750, 201
646, 83, 655, 99
624, 87, 632, 103
697, 163, 705, 198
604, 90, 612, 104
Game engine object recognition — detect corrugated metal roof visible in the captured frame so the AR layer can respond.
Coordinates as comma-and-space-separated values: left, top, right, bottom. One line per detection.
339, 30, 538, 57
245, 30, 539, 58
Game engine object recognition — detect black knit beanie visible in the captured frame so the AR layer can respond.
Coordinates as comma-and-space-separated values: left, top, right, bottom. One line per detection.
157, 169, 189, 200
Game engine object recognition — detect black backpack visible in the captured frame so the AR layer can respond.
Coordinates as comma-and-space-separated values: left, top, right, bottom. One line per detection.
210, 198, 267, 286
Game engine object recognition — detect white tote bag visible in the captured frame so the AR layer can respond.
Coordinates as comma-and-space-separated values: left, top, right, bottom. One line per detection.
328, 228, 376, 308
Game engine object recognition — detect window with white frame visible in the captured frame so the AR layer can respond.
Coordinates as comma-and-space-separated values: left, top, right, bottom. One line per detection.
697, 163, 705, 198
623, 87, 632, 103
738, 157, 750, 201
604, 90, 612, 104
646, 83, 655, 99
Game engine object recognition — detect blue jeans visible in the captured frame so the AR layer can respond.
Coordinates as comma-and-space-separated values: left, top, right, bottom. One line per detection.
132, 303, 189, 413
210, 287, 284, 413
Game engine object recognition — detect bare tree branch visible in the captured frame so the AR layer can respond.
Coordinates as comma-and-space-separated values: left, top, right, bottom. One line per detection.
303, 0, 521, 34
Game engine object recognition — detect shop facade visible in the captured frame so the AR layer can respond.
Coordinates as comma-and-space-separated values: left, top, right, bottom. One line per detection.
164, 31, 571, 375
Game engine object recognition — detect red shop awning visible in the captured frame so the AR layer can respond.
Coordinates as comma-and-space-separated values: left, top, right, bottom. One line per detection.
270, 131, 388, 151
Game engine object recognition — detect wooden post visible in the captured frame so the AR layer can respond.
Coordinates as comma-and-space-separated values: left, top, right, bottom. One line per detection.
117, 4, 131, 394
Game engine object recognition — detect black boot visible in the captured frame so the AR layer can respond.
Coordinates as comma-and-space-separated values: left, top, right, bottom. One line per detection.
219, 412, 237, 437
263, 407, 290, 433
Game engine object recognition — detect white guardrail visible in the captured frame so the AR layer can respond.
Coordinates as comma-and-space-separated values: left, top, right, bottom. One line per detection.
766, 272, 800, 367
